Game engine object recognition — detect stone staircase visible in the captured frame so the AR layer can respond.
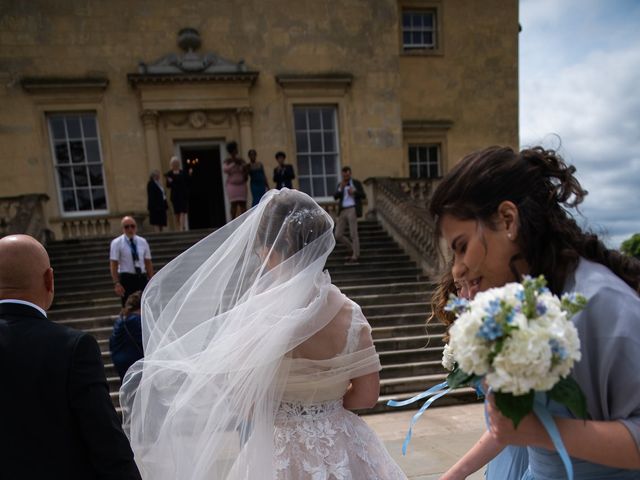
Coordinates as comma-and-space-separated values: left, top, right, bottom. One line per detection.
46, 220, 476, 414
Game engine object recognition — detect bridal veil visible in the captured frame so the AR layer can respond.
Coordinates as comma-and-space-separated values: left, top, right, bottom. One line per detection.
120, 189, 377, 479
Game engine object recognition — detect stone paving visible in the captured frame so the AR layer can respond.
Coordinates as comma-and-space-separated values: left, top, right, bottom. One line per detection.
364, 404, 486, 479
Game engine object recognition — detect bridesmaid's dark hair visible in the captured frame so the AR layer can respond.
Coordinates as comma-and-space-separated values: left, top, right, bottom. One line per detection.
429, 146, 640, 294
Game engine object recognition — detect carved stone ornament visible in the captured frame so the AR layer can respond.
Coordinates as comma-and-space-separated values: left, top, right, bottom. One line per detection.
137, 28, 249, 75
189, 111, 207, 129
140, 110, 159, 127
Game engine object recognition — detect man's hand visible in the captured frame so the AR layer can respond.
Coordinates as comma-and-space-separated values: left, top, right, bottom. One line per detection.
114, 282, 125, 297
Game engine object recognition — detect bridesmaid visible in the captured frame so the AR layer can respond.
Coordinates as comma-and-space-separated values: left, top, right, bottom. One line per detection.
223, 141, 249, 219
247, 149, 269, 207
429, 146, 640, 479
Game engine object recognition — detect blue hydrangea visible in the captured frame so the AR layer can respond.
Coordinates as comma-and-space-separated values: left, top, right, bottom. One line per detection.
515, 290, 525, 302
536, 302, 548, 316
477, 316, 503, 341
549, 338, 568, 360
445, 296, 469, 314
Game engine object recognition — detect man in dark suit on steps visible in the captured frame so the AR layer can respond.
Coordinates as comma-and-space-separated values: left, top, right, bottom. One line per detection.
0, 234, 141, 480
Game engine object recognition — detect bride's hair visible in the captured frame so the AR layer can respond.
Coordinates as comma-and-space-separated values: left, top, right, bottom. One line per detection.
257, 190, 333, 259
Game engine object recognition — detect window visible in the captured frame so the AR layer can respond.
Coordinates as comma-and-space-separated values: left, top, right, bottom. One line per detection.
293, 106, 340, 198
402, 10, 436, 50
409, 144, 441, 178
48, 113, 108, 213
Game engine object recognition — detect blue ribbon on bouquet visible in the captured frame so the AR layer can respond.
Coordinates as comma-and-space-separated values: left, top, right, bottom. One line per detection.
386, 381, 451, 455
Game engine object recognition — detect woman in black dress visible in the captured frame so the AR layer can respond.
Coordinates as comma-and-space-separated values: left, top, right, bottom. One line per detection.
165, 156, 190, 231
147, 170, 168, 232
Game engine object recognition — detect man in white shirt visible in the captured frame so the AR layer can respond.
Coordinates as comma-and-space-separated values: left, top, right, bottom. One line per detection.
333, 166, 366, 264
109, 216, 154, 306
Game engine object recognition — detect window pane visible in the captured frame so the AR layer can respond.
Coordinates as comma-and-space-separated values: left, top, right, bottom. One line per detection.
297, 155, 310, 175
54, 142, 70, 164
321, 108, 335, 129
309, 132, 322, 152
409, 147, 417, 163
326, 175, 338, 191
58, 167, 73, 188
428, 163, 439, 178
323, 132, 335, 152
413, 13, 423, 27
295, 131, 308, 153
324, 155, 337, 174
74, 165, 88, 187
410, 164, 418, 179
310, 155, 324, 176
76, 188, 92, 210
88, 164, 104, 186
85, 139, 100, 163
61, 189, 77, 211
402, 12, 411, 27
81, 116, 97, 137
299, 177, 311, 195
424, 13, 434, 28
66, 116, 81, 138
70, 141, 85, 163
91, 188, 107, 209
403, 32, 411, 46
50, 117, 66, 140
312, 177, 325, 197
293, 108, 307, 130
308, 109, 321, 129
424, 31, 433, 46
429, 146, 439, 161
413, 32, 422, 45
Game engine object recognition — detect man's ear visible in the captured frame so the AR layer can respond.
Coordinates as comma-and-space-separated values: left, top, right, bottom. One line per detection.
496, 200, 520, 240
44, 267, 54, 294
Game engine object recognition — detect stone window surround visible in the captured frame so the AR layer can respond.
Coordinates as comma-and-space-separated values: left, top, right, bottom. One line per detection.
398, 0, 444, 56
20, 76, 117, 219
408, 143, 441, 179
402, 119, 452, 177
276, 74, 353, 203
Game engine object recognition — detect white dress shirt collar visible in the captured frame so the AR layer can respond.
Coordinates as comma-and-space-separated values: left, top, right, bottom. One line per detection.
0, 299, 48, 318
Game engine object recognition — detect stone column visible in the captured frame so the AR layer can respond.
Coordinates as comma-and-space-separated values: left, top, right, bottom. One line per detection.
141, 110, 162, 173
236, 108, 253, 156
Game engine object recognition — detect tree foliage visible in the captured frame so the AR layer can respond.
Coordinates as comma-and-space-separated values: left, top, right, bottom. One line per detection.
621, 233, 640, 259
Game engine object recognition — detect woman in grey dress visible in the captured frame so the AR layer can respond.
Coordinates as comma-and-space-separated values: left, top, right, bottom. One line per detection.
429, 146, 640, 479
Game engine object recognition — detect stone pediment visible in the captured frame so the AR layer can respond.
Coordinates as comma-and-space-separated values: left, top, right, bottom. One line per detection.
130, 28, 258, 86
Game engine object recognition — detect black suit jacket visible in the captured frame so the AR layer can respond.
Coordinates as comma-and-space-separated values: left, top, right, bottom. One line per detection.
273, 164, 296, 189
0, 302, 142, 480
334, 179, 366, 217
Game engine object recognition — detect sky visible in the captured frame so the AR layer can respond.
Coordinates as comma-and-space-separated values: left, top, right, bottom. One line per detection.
519, 0, 640, 248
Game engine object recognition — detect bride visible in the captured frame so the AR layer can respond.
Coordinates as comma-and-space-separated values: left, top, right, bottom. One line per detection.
120, 188, 407, 479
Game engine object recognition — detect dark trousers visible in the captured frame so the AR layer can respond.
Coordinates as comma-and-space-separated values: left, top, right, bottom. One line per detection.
119, 272, 148, 306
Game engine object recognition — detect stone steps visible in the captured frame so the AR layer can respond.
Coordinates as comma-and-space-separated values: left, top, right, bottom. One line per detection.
46, 220, 458, 416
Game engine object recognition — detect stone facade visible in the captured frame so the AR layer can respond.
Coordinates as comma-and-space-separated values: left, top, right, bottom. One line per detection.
0, 0, 518, 238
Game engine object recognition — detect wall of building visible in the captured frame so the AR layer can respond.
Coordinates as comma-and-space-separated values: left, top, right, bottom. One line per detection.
0, 0, 518, 237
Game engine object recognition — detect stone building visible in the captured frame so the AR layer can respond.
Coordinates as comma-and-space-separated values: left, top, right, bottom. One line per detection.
0, 0, 518, 238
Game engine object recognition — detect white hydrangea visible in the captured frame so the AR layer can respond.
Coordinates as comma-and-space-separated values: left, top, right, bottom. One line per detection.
442, 343, 455, 371
448, 279, 583, 396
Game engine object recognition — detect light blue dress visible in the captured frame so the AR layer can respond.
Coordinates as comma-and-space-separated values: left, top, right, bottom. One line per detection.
486, 445, 529, 479
522, 258, 640, 479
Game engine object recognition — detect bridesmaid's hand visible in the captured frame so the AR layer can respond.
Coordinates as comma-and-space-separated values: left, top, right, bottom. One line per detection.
486, 393, 547, 447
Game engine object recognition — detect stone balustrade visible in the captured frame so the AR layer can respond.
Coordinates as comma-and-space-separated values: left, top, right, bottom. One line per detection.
364, 177, 442, 275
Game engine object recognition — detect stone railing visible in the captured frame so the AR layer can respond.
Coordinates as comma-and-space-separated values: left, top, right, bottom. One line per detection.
0, 194, 52, 244
364, 177, 442, 276
49, 212, 148, 240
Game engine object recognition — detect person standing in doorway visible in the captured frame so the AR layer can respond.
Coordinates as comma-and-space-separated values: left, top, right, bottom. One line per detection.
110, 216, 154, 306
165, 156, 190, 231
248, 149, 269, 206
223, 141, 249, 219
147, 169, 168, 232
334, 166, 366, 264
273, 151, 295, 189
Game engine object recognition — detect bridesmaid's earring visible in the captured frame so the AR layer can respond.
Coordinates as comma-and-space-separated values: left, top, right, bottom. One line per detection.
507, 233, 512, 239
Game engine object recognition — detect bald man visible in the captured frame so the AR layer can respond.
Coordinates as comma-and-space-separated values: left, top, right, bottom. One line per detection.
110, 216, 153, 306
0, 235, 142, 480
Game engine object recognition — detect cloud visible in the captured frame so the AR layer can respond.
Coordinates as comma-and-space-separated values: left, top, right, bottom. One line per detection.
519, 1, 640, 247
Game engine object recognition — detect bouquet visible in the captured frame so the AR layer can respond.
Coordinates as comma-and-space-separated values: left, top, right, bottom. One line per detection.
443, 275, 588, 427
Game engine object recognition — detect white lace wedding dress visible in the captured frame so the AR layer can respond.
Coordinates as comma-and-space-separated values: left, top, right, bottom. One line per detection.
273, 300, 408, 480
